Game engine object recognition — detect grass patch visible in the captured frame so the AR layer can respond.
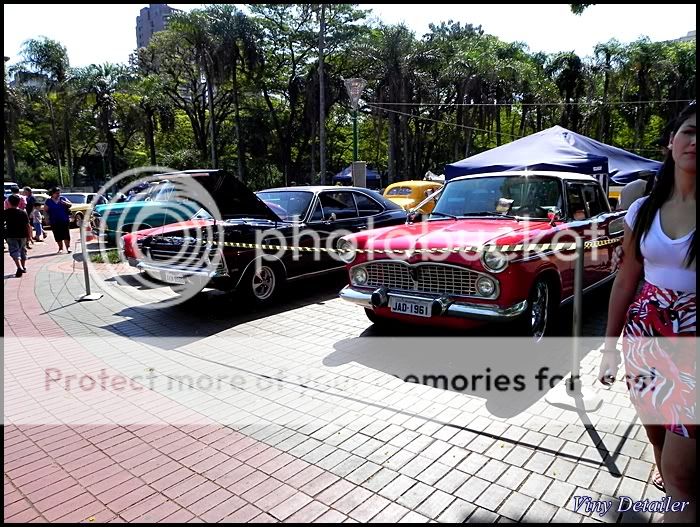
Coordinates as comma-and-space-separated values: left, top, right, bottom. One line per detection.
89, 250, 122, 264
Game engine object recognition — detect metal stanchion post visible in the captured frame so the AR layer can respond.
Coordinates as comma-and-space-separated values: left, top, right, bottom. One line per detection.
76, 220, 103, 302
546, 236, 602, 411
568, 236, 584, 393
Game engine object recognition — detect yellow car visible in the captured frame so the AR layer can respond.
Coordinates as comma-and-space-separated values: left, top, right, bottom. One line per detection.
60, 192, 108, 228
608, 185, 623, 210
383, 180, 443, 213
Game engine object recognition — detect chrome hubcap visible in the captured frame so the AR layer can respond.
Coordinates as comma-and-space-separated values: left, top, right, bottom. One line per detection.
531, 281, 549, 339
252, 266, 275, 300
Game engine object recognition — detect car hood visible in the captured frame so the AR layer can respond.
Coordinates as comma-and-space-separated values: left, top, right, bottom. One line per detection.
95, 170, 281, 222
350, 218, 553, 251
123, 219, 215, 241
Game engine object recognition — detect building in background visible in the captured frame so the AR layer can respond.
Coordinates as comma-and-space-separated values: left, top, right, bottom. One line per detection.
672, 30, 696, 43
136, 4, 181, 48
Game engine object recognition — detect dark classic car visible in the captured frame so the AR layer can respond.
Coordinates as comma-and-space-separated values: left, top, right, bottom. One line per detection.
133, 170, 408, 303
338, 171, 626, 337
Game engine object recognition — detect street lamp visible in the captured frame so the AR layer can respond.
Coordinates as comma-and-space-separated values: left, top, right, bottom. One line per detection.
344, 78, 366, 162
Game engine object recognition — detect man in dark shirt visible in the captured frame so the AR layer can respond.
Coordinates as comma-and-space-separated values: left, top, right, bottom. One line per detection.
4, 194, 32, 277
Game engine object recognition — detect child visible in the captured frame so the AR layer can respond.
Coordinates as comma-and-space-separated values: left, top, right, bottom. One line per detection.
31, 207, 47, 241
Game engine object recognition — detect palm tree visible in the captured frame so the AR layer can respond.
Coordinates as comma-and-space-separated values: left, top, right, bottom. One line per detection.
4, 56, 18, 180
207, 5, 261, 181
72, 63, 133, 176
15, 37, 72, 184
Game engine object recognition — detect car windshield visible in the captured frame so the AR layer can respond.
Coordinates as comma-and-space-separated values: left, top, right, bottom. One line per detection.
61, 193, 87, 204
256, 191, 314, 222
432, 175, 563, 219
386, 186, 412, 196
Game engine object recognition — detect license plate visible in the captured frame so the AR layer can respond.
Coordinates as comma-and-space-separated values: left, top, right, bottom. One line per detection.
161, 271, 187, 284
389, 297, 432, 318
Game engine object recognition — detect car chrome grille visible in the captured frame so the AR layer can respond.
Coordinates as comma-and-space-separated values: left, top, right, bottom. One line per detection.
363, 261, 479, 296
144, 238, 224, 272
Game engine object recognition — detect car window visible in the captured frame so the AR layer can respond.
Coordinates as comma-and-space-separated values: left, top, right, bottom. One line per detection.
153, 183, 175, 201
61, 194, 87, 204
255, 191, 313, 222
353, 192, 383, 217
583, 184, 609, 216
309, 200, 324, 222
318, 191, 358, 220
567, 184, 588, 220
386, 186, 412, 196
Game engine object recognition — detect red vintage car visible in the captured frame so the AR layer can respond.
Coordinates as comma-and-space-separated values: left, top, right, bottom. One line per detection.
338, 171, 626, 337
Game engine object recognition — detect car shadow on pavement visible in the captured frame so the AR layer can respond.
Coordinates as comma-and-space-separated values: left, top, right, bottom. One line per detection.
323, 283, 612, 419
99, 272, 346, 348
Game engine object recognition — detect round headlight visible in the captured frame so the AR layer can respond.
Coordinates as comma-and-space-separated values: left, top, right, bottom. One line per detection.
482, 250, 508, 272
352, 267, 368, 286
476, 276, 496, 297
338, 239, 356, 263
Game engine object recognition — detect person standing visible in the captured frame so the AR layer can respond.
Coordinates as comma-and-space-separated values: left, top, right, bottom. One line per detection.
3, 194, 32, 277
598, 101, 695, 522
44, 187, 73, 254
23, 187, 35, 248
4, 186, 26, 210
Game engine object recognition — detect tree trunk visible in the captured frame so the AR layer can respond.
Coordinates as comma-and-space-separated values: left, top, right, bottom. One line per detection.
206, 71, 218, 168
63, 111, 74, 187
47, 99, 64, 186
495, 102, 502, 147
388, 115, 396, 183
232, 67, 245, 181
4, 125, 16, 181
145, 109, 157, 165
318, 3, 327, 185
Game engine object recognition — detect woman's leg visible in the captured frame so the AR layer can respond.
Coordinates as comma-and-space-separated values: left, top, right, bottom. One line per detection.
661, 430, 696, 522
642, 424, 666, 488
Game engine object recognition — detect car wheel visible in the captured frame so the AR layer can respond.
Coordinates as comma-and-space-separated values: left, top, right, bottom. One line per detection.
515, 277, 557, 340
245, 262, 284, 305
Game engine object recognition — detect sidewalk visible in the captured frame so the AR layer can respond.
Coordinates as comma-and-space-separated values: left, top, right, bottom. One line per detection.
4, 237, 664, 523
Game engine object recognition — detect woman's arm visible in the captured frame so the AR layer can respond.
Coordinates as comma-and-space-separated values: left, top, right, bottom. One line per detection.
604, 224, 643, 346
598, 224, 643, 384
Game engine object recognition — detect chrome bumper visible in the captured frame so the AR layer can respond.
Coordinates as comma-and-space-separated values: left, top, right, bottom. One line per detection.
339, 286, 528, 322
135, 260, 227, 280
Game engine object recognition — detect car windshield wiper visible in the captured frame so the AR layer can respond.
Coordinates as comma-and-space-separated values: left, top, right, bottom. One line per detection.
428, 211, 459, 220
460, 211, 520, 220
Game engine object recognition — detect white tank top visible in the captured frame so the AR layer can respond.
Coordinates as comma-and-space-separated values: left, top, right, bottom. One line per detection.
625, 196, 696, 293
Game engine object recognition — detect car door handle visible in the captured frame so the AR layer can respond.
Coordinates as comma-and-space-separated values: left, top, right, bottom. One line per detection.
356, 225, 368, 230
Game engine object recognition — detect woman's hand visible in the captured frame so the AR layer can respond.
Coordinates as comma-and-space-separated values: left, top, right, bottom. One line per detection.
597, 345, 621, 385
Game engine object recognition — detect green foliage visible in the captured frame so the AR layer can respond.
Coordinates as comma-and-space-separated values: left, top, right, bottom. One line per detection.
4, 4, 696, 188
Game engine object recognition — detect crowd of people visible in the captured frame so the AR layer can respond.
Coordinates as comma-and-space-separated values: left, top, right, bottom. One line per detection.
4, 186, 75, 276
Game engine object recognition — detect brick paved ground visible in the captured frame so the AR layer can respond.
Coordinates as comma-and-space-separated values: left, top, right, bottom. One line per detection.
4, 236, 665, 523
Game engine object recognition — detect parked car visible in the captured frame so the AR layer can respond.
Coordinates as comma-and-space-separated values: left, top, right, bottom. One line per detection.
383, 180, 443, 213
59, 192, 108, 228
91, 179, 200, 245
339, 171, 625, 338
133, 172, 408, 304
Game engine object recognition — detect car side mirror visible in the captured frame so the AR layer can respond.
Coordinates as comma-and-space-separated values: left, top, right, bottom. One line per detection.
325, 212, 337, 223
547, 208, 563, 226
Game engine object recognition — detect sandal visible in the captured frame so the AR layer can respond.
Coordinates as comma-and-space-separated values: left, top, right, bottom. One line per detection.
652, 471, 665, 492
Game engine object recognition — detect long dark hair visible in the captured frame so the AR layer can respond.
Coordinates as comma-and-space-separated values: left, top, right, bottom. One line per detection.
632, 102, 696, 267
